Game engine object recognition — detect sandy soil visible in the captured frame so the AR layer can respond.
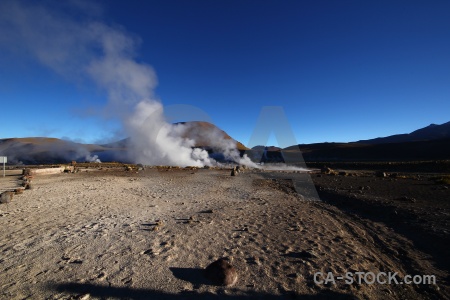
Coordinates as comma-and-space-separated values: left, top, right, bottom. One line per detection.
0, 168, 448, 299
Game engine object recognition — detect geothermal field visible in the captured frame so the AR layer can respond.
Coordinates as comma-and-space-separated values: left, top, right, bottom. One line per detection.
0, 164, 448, 299
2, 1, 450, 299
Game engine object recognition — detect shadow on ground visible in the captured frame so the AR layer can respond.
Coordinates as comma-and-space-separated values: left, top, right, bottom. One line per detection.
49, 282, 357, 299
316, 187, 450, 278
170, 267, 209, 287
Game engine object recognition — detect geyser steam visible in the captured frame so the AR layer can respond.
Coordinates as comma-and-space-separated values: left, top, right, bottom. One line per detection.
0, 0, 244, 167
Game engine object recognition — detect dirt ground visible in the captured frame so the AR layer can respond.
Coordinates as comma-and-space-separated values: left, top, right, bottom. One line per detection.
0, 167, 448, 299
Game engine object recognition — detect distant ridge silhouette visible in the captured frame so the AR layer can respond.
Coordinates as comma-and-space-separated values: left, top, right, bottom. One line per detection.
356, 121, 450, 144
1, 121, 449, 164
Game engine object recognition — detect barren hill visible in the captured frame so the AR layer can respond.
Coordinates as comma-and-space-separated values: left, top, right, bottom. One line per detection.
0, 122, 249, 164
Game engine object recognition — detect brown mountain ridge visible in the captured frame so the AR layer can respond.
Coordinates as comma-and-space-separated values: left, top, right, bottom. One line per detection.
1, 121, 449, 165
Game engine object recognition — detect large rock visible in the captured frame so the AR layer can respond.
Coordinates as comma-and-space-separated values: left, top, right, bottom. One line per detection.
0, 191, 14, 204
204, 258, 238, 286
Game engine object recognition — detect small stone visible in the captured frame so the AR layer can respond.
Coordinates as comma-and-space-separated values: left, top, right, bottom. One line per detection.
0, 191, 14, 204
321, 167, 333, 174
375, 171, 387, 178
69, 259, 83, 264
396, 196, 416, 203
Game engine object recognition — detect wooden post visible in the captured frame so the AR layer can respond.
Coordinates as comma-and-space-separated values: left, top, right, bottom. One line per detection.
0, 156, 6, 178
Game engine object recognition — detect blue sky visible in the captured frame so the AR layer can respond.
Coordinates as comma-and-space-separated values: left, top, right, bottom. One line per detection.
1, 0, 449, 146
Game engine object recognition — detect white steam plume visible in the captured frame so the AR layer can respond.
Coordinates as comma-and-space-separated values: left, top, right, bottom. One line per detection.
181, 122, 259, 168
0, 0, 221, 167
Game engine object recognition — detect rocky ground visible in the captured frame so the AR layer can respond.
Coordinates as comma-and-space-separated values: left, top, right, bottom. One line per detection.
0, 166, 448, 299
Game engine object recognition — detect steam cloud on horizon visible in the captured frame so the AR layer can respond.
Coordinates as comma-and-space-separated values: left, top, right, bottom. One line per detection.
0, 0, 257, 167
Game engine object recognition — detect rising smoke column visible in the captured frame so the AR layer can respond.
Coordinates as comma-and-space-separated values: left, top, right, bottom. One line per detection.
0, 1, 216, 166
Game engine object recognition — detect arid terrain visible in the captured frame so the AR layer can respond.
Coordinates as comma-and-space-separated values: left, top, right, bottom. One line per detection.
0, 165, 449, 299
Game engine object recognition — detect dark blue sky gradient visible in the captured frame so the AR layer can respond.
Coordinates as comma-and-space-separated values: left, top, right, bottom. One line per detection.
1, 0, 449, 145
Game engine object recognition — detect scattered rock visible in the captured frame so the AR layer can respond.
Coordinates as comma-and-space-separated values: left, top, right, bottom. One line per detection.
375, 171, 387, 178
0, 191, 14, 204
69, 259, 83, 264
358, 186, 370, 191
289, 250, 317, 259
321, 167, 332, 174
321, 167, 337, 175
396, 196, 416, 203
231, 169, 237, 176
204, 258, 238, 286
14, 188, 24, 195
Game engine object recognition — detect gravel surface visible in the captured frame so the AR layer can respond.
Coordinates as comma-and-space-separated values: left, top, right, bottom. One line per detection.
0, 167, 447, 299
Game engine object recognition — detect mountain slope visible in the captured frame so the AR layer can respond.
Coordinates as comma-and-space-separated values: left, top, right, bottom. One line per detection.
0, 121, 249, 164
0, 137, 108, 164
356, 121, 450, 144
281, 138, 450, 162
176, 121, 249, 151
2, 121, 449, 165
